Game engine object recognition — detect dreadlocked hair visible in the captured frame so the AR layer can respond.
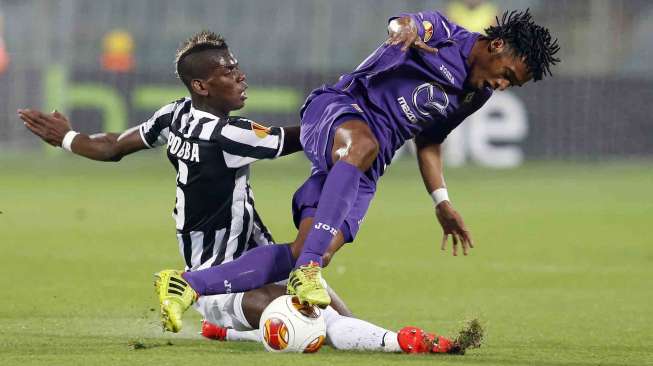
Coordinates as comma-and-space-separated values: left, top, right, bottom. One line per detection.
175, 31, 228, 83
484, 9, 560, 81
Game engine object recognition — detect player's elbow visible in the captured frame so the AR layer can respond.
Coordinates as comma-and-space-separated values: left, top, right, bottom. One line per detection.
100, 146, 126, 162
107, 154, 124, 162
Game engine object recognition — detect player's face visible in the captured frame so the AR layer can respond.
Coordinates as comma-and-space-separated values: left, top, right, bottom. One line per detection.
203, 50, 248, 113
467, 39, 531, 91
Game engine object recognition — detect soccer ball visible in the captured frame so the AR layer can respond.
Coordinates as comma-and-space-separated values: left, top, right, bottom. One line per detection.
259, 295, 326, 353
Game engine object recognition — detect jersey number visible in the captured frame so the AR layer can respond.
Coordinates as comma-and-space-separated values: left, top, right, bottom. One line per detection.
174, 161, 189, 230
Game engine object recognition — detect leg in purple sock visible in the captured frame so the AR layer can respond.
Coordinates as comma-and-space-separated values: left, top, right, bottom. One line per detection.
296, 160, 362, 267
182, 244, 295, 296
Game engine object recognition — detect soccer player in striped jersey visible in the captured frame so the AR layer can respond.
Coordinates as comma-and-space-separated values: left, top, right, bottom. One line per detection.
19, 30, 320, 329
19, 31, 482, 355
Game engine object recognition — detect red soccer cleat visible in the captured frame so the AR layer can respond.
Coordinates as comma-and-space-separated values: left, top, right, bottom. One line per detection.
397, 326, 454, 354
201, 320, 227, 341
398, 320, 484, 355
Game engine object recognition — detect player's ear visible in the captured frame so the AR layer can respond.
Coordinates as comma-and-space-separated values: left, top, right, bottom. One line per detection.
489, 38, 506, 54
191, 79, 209, 96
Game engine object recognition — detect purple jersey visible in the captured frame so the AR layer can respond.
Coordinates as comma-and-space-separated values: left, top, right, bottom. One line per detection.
300, 11, 492, 181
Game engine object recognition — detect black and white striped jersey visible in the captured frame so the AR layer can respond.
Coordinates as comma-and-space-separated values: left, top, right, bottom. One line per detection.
138, 97, 284, 270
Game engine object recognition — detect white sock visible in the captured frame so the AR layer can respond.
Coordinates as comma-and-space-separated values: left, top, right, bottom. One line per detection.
323, 306, 401, 352
225, 329, 261, 342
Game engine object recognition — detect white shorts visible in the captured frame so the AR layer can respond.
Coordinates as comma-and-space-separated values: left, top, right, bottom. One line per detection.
192, 279, 290, 331
193, 292, 253, 331
179, 217, 275, 330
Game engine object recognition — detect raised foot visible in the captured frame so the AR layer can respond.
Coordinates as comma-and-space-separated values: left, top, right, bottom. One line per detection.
286, 261, 331, 308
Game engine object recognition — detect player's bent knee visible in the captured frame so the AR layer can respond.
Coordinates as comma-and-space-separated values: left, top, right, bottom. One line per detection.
242, 284, 286, 328
342, 136, 379, 171
354, 136, 380, 160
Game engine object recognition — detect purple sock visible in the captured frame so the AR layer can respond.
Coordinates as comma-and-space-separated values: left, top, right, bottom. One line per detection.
296, 160, 362, 267
182, 244, 295, 296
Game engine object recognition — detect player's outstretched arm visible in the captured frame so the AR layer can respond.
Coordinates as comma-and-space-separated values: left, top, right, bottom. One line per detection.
18, 109, 147, 161
415, 135, 473, 256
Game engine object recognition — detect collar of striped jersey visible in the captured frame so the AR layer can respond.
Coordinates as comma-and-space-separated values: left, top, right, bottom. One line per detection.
189, 104, 222, 122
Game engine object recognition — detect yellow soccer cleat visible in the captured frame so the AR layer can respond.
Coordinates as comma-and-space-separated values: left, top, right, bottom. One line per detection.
154, 269, 197, 333
287, 261, 331, 308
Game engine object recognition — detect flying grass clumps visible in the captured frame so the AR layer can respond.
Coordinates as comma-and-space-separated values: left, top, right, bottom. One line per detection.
450, 319, 484, 355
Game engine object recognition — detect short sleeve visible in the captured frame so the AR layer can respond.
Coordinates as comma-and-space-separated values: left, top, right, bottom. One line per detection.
216, 117, 284, 168
419, 125, 450, 144
419, 117, 463, 144
138, 99, 184, 148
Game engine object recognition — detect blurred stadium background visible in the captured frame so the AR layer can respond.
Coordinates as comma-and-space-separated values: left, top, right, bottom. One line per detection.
1, 1, 652, 365
0, 0, 652, 162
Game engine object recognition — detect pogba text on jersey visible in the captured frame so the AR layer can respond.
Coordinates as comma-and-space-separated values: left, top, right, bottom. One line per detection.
167, 132, 200, 162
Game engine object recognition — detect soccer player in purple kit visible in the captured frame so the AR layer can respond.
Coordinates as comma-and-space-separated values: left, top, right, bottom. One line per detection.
288, 8, 559, 304
156, 8, 560, 320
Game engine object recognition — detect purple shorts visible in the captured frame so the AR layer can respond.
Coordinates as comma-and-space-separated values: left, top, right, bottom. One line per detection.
292, 91, 376, 243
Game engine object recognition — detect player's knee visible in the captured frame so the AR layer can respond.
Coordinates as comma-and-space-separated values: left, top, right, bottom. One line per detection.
241, 292, 273, 327
242, 285, 286, 327
344, 136, 379, 171
242, 290, 274, 315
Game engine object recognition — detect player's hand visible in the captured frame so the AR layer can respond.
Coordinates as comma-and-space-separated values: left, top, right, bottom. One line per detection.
385, 17, 438, 53
17, 109, 72, 147
435, 201, 474, 256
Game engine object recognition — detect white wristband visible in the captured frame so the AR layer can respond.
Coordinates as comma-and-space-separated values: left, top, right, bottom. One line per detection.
61, 131, 79, 152
431, 188, 450, 206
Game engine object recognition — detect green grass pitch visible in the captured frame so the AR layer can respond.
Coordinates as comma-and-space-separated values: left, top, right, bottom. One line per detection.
1, 152, 652, 366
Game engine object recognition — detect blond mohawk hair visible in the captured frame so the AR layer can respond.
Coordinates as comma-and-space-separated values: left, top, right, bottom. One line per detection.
175, 30, 228, 78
